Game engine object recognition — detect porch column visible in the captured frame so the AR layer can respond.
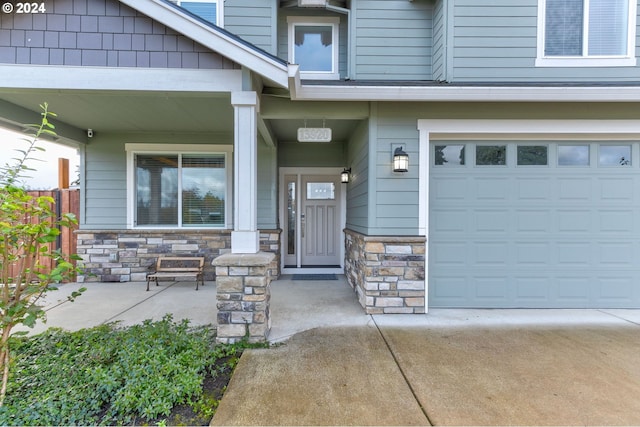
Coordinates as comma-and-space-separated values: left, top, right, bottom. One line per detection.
231, 91, 259, 253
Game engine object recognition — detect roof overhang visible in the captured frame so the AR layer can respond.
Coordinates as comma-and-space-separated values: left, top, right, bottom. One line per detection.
119, 0, 289, 88
288, 65, 640, 102
0, 65, 243, 92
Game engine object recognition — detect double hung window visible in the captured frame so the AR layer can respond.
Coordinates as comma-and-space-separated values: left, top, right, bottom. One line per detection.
127, 144, 231, 229
171, 0, 222, 26
287, 16, 340, 80
537, 0, 636, 66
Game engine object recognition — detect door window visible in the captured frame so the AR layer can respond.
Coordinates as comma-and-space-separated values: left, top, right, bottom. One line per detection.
306, 182, 335, 200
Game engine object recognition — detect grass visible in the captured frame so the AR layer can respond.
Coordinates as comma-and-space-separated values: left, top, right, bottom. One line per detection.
0, 315, 266, 426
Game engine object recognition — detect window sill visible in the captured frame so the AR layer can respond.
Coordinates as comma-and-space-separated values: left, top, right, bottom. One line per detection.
535, 57, 637, 67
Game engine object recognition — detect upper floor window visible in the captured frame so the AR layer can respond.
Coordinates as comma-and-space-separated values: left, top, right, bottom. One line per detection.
287, 16, 340, 80
171, 0, 223, 26
536, 0, 637, 67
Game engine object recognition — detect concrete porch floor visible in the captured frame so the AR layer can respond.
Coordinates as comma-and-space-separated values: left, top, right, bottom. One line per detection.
15, 274, 368, 337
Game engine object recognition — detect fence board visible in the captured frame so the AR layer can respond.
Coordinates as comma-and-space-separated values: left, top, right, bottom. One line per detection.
6, 189, 80, 282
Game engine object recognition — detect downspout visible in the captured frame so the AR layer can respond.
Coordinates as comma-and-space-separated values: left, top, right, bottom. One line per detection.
324, 4, 352, 80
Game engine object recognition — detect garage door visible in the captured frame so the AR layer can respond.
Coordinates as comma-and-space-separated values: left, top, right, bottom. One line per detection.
429, 141, 640, 308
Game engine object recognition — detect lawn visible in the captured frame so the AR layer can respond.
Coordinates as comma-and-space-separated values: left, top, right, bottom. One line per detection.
0, 315, 262, 426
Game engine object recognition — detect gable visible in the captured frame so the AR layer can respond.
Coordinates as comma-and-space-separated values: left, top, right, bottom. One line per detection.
0, 0, 238, 69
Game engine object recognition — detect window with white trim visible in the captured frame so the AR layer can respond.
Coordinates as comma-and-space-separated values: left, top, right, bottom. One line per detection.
170, 0, 223, 26
126, 144, 231, 228
287, 16, 340, 80
536, 0, 637, 67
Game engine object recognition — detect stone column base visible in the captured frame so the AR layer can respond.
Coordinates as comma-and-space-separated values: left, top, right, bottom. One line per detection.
213, 252, 276, 344
345, 229, 426, 314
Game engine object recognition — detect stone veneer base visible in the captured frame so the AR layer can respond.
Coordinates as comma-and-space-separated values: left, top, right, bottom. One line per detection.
76, 229, 281, 283
344, 229, 426, 314
213, 252, 277, 343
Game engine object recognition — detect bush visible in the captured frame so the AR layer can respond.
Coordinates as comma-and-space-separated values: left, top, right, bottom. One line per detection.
0, 315, 251, 425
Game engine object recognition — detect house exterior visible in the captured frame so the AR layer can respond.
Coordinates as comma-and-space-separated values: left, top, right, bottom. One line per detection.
2, 0, 640, 340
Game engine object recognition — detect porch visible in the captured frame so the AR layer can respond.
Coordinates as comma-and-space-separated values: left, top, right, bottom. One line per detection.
17, 275, 366, 342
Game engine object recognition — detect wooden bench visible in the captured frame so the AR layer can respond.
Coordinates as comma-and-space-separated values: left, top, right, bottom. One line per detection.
146, 257, 205, 291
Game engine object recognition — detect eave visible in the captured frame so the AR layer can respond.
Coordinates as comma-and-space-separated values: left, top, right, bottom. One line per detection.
288, 66, 640, 102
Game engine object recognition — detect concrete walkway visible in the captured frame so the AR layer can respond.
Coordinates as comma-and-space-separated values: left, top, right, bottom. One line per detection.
14, 277, 640, 425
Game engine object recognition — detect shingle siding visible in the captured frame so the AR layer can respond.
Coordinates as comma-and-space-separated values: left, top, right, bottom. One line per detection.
0, 0, 238, 69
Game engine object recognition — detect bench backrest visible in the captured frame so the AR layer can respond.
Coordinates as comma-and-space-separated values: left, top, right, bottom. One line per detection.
155, 257, 204, 272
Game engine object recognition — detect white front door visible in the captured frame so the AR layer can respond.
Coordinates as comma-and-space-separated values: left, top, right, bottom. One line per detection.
280, 168, 345, 273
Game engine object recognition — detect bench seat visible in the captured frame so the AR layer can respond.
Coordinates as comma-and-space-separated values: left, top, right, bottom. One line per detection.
146, 256, 205, 291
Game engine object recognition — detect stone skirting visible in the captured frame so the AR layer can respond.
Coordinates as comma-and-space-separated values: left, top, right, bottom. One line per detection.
344, 229, 426, 314
76, 229, 281, 283
213, 252, 276, 343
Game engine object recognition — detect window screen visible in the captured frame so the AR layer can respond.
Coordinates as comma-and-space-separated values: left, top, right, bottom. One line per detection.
135, 153, 226, 227
545, 0, 629, 57
135, 155, 178, 226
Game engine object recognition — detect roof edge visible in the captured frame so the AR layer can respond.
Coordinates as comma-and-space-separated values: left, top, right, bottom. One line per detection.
119, 0, 288, 88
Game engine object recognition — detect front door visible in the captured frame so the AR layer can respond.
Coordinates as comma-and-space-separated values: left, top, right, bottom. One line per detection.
301, 175, 341, 266
281, 169, 344, 273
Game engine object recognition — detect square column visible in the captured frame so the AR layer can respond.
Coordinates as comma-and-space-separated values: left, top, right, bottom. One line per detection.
231, 91, 260, 254
213, 252, 276, 343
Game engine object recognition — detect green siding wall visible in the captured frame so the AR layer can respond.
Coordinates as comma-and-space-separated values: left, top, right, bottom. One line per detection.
450, 0, 640, 82
432, 0, 446, 81
84, 137, 127, 229
257, 139, 278, 229
353, 0, 433, 80
346, 119, 369, 233
278, 142, 346, 167
370, 105, 419, 235
224, 0, 277, 54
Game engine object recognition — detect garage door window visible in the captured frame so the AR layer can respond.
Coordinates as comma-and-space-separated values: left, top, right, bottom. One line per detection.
599, 145, 631, 166
517, 145, 548, 166
558, 145, 589, 166
435, 145, 465, 166
476, 145, 506, 166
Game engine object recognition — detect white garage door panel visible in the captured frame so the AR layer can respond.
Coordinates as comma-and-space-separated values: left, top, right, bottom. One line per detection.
429, 142, 640, 308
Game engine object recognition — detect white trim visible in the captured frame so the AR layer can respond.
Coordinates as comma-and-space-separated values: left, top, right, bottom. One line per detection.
535, 57, 637, 68
278, 167, 346, 274
536, 0, 637, 67
125, 143, 233, 153
125, 143, 233, 230
417, 118, 640, 313
118, 0, 288, 88
0, 65, 243, 92
287, 78, 640, 101
287, 16, 340, 80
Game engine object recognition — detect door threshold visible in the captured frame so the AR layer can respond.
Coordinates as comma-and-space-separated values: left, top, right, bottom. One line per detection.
282, 267, 344, 275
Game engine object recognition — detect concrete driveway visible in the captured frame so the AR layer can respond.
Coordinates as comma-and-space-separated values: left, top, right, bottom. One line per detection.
11, 279, 640, 425
212, 310, 640, 426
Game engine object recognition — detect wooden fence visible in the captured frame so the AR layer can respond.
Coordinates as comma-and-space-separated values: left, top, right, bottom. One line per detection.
6, 189, 80, 282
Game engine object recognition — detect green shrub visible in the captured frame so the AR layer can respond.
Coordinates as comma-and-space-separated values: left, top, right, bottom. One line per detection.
0, 315, 250, 425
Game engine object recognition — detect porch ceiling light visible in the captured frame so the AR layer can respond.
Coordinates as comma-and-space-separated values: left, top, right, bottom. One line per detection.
341, 168, 351, 184
393, 146, 409, 173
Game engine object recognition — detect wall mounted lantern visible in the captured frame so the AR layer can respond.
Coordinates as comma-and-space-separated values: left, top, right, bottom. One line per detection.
393, 146, 409, 172
341, 168, 351, 184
